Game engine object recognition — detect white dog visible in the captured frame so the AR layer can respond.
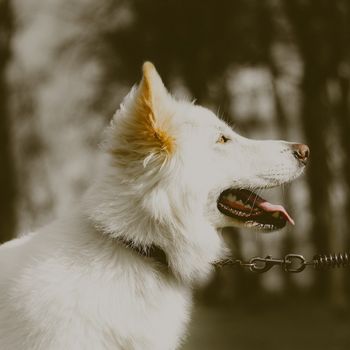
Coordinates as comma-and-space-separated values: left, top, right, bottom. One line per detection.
0, 62, 309, 350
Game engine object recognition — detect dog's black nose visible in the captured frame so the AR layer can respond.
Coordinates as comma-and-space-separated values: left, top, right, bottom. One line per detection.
292, 143, 310, 165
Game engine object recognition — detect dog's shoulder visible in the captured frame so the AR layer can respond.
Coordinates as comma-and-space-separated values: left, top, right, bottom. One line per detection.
0, 211, 192, 349
0, 231, 38, 280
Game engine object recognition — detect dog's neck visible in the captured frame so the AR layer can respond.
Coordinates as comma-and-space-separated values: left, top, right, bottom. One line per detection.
84, 169, 228, 285
116, 236, 171, 274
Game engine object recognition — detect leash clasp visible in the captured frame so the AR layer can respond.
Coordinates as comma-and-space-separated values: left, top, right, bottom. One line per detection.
249, 256, 284, 273
249, 254, 306, 273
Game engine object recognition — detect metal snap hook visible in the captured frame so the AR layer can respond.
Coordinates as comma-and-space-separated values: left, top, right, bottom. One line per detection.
249, 256, 284, 273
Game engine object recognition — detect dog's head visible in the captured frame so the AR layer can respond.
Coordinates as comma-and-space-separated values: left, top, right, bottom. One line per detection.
90, 62, 308, 283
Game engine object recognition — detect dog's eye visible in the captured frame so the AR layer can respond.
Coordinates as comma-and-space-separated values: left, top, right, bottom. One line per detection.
217, 135, 230, 144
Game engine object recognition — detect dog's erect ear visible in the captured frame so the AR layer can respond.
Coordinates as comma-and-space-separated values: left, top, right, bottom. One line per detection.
134, 62, 174, 155
136, 62, 173, 130
108, 62, 175, 167
138, 62, 168, 116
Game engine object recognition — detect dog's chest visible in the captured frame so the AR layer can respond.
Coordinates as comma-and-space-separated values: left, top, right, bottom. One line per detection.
77, 267, 192, 349
3, 251, 192, 350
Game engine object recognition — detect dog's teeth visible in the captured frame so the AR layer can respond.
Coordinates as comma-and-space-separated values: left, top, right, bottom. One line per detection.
272, 212, 280, 218
227, 194, 237, 202
237, 200, 244, 205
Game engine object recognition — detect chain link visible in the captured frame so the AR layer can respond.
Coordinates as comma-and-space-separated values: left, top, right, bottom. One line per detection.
217, 252, 350, 273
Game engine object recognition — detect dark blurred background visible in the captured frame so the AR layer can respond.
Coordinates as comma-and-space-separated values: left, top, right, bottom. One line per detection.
1, 0, 350, 349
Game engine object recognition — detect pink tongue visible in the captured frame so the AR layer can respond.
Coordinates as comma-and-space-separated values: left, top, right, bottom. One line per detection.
259, 201, 295, 226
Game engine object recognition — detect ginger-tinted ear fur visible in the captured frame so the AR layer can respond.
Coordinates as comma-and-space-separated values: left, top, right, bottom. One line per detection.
108, 62, 175, 168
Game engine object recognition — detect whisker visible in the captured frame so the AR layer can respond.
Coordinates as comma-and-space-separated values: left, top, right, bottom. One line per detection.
246, 189, 255, 204
244, 185, 260, 205
249, 188, 262, 215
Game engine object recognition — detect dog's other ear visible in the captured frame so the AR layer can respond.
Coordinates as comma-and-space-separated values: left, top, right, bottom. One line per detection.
107, 62, 175, 168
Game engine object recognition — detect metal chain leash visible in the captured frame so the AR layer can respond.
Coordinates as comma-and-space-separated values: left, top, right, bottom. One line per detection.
217, 252, 350, 273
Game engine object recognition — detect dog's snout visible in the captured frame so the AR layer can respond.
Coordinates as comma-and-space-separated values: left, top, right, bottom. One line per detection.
292, 143, 310, 165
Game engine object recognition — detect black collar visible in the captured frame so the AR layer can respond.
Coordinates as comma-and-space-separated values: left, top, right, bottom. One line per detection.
117, 237, 171, 274
116, 237, 228, 276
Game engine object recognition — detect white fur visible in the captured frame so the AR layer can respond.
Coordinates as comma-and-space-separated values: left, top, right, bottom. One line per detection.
0, 63, 305, 349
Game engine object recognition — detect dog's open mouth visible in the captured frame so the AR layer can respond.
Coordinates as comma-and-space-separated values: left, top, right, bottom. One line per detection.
217, 189, 294, 231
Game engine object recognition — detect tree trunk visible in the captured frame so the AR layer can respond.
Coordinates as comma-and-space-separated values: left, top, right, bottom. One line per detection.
336, 73, 350, 297
283, 0, 339, 298
0, 0, 16, 243
302, 69, 333, 296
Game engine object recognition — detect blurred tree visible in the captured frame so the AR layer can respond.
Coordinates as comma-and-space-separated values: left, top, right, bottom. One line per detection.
0, 0, 16, 243
100, 0, 269, 102
284, 0, 350, 299
330, 1, 350, 296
